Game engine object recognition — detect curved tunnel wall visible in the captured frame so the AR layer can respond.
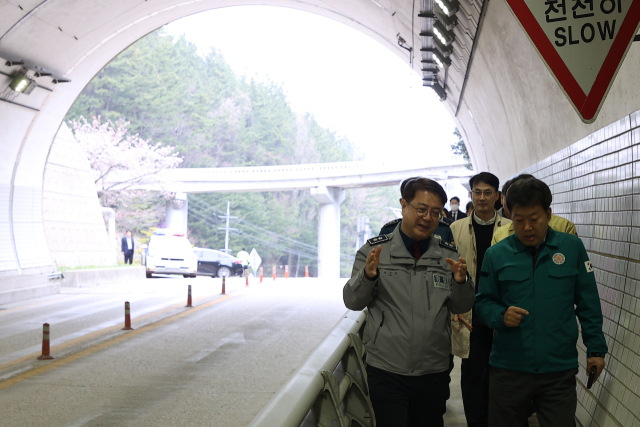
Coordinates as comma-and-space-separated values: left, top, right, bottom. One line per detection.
0, 1, 640, 424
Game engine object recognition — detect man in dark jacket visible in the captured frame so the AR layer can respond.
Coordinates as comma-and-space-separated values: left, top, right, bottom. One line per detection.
121, 230, 134, 265
450, 196, 467, 221
476, 177, 607, 427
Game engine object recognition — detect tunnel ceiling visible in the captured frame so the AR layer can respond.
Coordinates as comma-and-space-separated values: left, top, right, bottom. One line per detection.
1, 0, 640, 180
0, 0, 639, 276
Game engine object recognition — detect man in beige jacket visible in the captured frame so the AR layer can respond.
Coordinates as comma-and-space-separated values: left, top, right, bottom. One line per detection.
450, 172, 511, 427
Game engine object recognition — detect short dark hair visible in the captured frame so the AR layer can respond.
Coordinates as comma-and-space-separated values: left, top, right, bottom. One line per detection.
450, 196, 460, 203
466, 201, 474, 212
401, 177, 448, 206
502, 178, 515, 196
503, 173, 535, 196
126, 230, 131, 234
506, 178, 552, 212
469, 172, 500, 192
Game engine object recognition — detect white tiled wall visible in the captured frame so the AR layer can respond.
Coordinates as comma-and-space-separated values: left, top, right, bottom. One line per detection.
521, 110, 640, 427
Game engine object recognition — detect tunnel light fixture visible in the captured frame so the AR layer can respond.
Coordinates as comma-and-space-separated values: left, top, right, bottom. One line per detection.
429, 81, 447, 101
432, 49, 451, 68
9, 72, 34, 94
433, 21, 454, 45
435, 0, 459, 16
434, 5, 457, 29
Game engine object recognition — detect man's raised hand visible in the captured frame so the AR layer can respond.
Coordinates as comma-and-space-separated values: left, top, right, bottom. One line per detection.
504, 306, 529, 327
445, 257, 468, 283
365, 245, 382, 279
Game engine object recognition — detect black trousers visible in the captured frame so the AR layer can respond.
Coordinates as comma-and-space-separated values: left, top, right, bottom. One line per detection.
366, 361, 452, 427
124, 251, 133, 264
461, 322, 494, 427
489, 367, 578, 427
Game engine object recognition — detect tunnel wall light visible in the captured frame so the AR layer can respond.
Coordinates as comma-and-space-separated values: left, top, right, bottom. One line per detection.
9, 72, 35, 94
435, 0, 459, 16
433, 21, 455, 45
434, 5, 457, 30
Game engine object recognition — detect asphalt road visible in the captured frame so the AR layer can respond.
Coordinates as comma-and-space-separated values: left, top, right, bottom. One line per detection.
0, 275, 493, 427
0, 277, 349, 427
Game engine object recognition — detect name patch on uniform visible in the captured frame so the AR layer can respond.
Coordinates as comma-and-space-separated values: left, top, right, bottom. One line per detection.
433, 274, 450, 290
585, 260, 594, 273
552, 253, 565, 265
438, 241, 457, 252
367, 234, 391, 245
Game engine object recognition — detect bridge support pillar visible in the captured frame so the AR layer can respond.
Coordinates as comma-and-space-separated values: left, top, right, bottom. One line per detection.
311, 186, 345, 279
165, 192, 188, 236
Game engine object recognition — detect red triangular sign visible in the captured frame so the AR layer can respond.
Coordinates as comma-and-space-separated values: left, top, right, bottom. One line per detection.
505, 0, 640, 123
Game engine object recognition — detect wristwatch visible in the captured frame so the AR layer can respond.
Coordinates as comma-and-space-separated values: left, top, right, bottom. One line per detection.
588, 352, 604, 358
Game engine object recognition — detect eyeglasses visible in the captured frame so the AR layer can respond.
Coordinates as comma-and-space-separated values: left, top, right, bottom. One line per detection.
472, 190, 496, 198
407, 202, 441, 219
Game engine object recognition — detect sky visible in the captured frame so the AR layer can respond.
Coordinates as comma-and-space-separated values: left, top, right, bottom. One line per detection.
164, 6, 462, 166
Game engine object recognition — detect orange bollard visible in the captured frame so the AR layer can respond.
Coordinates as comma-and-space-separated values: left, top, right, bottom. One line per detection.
37, 323, 54, 360
245, 269, 249, 287
259, 267, 264, 283
122, 301, 134, 330
305, 265, 309, 278
285, 265, 289, 279
221, 276, 226, 295
186, 284, 193, 307
272, 266, 276, 281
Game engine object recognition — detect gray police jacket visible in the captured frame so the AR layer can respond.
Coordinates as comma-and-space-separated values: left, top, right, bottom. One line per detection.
343, 226, 475, 376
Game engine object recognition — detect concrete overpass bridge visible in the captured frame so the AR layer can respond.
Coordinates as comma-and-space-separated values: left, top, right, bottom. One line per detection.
119, 161, 472, 278
1, 1, 640, 426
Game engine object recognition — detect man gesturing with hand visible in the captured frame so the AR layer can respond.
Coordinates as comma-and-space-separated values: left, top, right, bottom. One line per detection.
344, 178, 475, 427
475, 178, 607, 427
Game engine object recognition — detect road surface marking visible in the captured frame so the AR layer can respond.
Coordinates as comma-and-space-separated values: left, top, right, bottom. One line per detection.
0, 294, 235, 376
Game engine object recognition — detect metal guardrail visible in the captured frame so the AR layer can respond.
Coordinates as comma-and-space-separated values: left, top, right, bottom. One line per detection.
248, 310, 374, 427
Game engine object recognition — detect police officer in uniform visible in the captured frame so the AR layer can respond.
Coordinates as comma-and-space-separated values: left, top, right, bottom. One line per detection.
344, 177, 475, 427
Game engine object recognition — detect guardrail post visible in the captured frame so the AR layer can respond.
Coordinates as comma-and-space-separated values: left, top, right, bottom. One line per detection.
312, 371, 348, 427
341, 333, 375, 426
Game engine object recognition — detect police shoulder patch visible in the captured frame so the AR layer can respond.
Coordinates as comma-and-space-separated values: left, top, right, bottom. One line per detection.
439, 240, 457, 252
367, 234, 392, 245
439, 218, 450, 227
383, 218, 401, 227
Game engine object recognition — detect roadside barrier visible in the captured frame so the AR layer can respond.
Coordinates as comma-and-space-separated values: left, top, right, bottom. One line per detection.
221, 276, 226, 295
260, 267, 264, 283
285, 265, 289, 279
186, 285, 193, 307
248, 311, 373, 427
37, 323, 55, 360
272, 266, 276, 281
305, 266, 309, 278
122, 301, 134, 330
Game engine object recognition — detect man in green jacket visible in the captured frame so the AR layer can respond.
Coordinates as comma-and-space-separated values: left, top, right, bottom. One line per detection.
476, 177, 607, 427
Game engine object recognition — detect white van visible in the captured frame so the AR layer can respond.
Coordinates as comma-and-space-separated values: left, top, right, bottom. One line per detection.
145, 230, 198, 278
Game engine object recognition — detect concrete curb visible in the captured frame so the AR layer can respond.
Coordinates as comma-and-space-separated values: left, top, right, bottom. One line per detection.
60, 266, 145, 288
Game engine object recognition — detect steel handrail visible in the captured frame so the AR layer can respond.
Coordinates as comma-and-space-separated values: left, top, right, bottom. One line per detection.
247, 310, 367, 427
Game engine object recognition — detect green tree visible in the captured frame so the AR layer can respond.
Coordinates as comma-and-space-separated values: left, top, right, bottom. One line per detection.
451, 128, 473, 170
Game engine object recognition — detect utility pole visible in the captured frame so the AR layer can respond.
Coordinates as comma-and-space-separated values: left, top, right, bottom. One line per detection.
217, 201, 238, 254
224, 201, 231, 254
